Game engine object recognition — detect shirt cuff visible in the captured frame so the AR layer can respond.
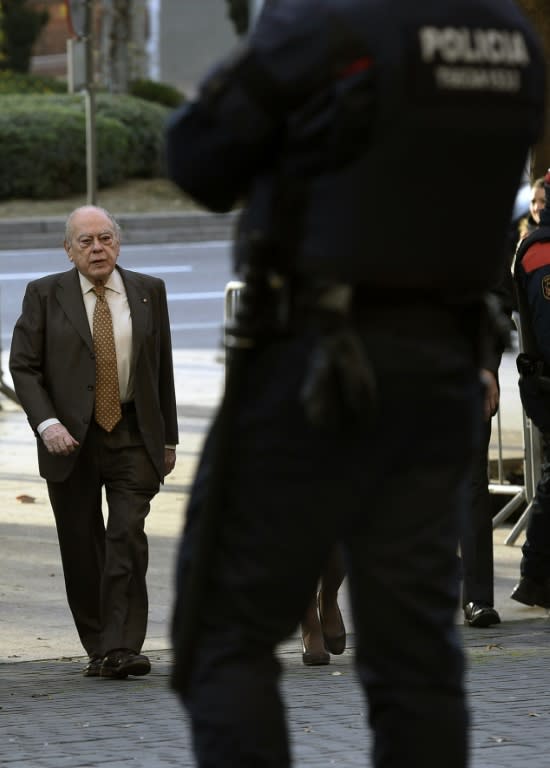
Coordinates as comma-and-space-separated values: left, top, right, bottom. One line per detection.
165, 445, 177, 451
37, 418, 61, 435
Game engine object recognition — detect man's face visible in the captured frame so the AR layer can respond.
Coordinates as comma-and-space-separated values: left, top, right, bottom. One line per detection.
530, 185, 546, 224
64, 208, 120, 283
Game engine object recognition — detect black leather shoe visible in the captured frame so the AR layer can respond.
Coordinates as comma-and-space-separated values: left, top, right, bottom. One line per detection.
83, 655, 103, 677
510, 576, 550, 608
463, 602, 501, 628
100, 649, 151, 679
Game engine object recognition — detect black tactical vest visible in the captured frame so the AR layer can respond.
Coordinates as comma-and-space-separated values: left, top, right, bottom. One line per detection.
243, 0, 545, 297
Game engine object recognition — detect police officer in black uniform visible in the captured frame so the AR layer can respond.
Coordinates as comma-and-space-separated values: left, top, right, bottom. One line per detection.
461, 277, 512, 627
166, 2, 544, 766
512, 171, 550, 610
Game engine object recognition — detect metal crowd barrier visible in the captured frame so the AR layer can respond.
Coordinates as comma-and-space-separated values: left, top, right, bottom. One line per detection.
490, 311, 541, 545
224, 280, 245, 337
223, 285, 541, 546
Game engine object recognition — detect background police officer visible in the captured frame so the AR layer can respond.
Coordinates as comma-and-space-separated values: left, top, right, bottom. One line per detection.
166, 1, 544, 766
512, 170, 550, 610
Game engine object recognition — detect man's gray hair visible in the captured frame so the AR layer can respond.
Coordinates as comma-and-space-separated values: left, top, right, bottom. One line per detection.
64, 206, 122, 244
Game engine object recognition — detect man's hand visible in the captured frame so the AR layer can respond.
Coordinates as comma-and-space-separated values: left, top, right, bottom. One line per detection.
164, 448, 176, 476
480, 369, 499, 421
41, 423, 79, 456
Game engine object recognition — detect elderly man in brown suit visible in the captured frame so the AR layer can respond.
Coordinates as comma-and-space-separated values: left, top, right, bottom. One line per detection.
10, 206, 178, 679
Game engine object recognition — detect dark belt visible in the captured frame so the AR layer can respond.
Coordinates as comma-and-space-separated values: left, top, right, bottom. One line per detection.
120, 401, 136, 415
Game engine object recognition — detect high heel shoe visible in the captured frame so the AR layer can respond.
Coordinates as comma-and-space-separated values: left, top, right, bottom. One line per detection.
318, 591, 346, 655
301, 591, 331, 665
301, 638, 330, 666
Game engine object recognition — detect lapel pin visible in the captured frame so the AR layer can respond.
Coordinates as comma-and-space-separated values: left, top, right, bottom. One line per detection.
142, 297, 148, 303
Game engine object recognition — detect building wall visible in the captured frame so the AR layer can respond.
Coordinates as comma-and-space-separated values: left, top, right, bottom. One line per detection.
158, 0, 238, 96
27, 0, 69, 75
30, 1, 68, 55
28, 0, 239, 90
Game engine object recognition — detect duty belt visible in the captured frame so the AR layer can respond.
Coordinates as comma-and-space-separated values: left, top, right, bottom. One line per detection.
225, 275, 377, 429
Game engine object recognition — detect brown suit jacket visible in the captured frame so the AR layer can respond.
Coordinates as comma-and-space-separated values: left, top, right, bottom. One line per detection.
9, 265, 178, 482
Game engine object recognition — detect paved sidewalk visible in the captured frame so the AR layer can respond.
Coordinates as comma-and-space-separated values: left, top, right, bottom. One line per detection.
2, 350, 550, 767
3, 611, 550, 767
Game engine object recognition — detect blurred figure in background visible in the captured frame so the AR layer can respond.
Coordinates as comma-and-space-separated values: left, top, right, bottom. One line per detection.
300, 545, 346, 665
512, 171, 550, 610
518, 176, 546, 240
461, 282, 512, 627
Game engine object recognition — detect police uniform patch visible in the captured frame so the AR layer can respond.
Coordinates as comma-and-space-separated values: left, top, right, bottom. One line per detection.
522, 242, 550, 273
542, 275, 550, 300
407, 21, 533, 107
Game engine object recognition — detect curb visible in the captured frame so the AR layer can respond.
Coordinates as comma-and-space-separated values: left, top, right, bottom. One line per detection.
0, 210, 238, 249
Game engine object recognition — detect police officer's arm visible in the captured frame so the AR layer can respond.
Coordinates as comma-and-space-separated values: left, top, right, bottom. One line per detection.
165, 49, 282, 212
479, 287, 507, 421
480, 369, 499, 421
165, 0, 319, 212
516, 248, 550, 366
479, 300, 502, 421
166, 0, 373, 211
480, 244, 515, 378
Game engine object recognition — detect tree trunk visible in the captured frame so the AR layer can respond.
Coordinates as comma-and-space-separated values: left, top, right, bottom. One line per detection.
128, 0, 147, 82
100, 0, 147, 93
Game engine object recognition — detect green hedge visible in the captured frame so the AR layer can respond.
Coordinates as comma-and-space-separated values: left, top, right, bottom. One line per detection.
0, 72, 183, 104
0, 107, 130, 198
0, 70, 66, 94
0, 93, 170, 199
129, 78, 185, 108
95, 94, 169, 177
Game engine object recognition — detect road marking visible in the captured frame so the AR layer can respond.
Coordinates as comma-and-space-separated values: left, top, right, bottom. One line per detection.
170, 322, 221, 330
130, 265, 193, 275
168, 291, 225, 301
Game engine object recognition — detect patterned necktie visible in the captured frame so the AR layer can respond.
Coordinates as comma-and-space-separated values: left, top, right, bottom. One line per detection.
92, 284, 121, 432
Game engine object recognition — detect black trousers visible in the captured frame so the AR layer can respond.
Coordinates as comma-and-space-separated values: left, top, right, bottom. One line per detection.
174, 306, 480, 768
460, 418, 494, 607
521, 434, 550, 582
47, 411, 159, 657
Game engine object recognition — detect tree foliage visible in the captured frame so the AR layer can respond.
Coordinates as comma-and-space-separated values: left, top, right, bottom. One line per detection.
518, 0, 550, 31
517, 0, 550, 178
0, 0, 48, 73
0, 5, 4, 66
99, 0, 148, 94
225, 0, 249, 36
